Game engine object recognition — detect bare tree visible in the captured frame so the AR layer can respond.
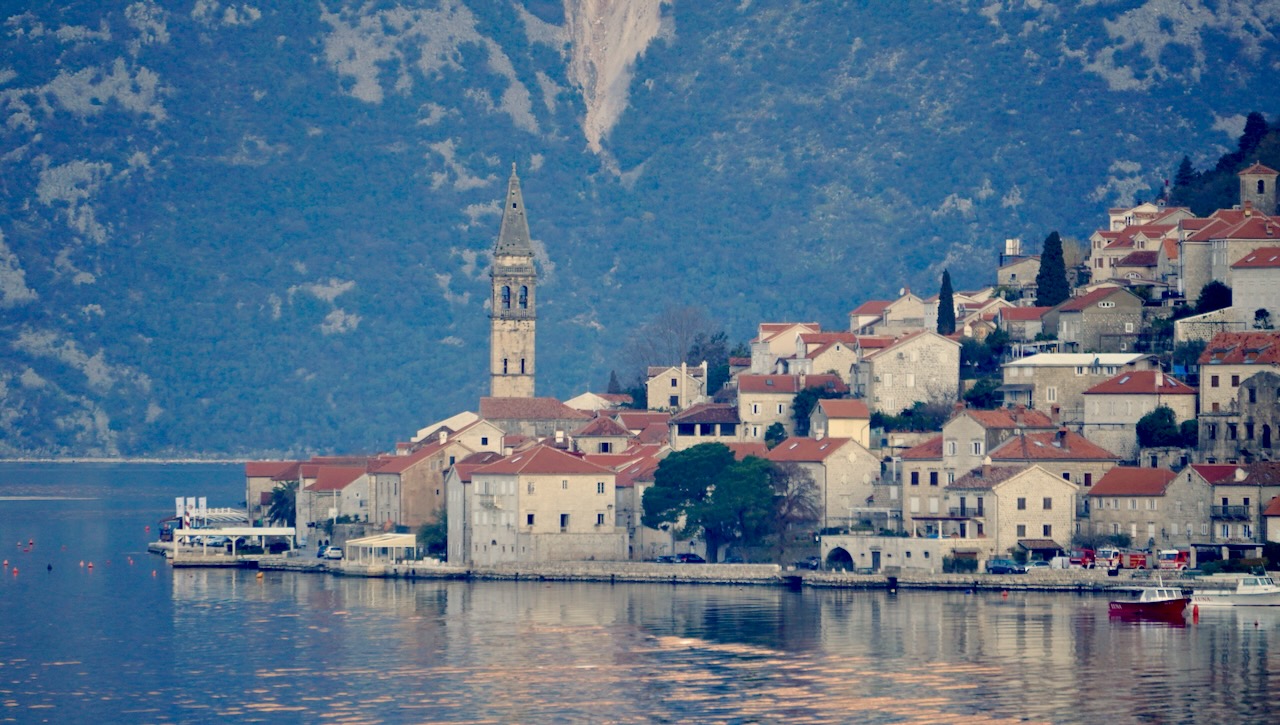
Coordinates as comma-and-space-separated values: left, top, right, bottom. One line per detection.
769, 461, 820, 559
621, 305, 717, 381
1060, 236, 1087, 270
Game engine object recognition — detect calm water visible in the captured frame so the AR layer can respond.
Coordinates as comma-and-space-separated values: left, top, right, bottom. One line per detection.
2, 463, 1279, 724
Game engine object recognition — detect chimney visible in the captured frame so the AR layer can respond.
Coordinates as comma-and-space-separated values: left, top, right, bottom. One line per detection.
438, 430, 447, 445
1244, 200, 1254, 217
1054, 427, 1067, 448
1155, 370, 1164, 388
555, 429, 565, 445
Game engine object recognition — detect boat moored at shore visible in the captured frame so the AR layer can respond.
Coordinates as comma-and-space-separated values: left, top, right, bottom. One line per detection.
1191, 575, 1280, 607
1109, 582, 1188, 621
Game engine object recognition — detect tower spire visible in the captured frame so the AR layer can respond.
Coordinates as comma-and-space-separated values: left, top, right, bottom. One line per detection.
495, 164, 533, 258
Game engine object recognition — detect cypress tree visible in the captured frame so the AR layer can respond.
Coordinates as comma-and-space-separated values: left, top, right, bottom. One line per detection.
1173, 155, 1196, 189
937, 269, 956, 335
1034, 231, 1070, 307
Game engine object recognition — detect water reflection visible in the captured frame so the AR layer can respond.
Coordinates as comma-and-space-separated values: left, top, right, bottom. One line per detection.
4, 465, 1280, 723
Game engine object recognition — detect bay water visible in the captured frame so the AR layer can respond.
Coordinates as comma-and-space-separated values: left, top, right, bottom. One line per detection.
1, 462, 1277, 723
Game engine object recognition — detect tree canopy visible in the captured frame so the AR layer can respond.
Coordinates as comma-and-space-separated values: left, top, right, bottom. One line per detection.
1136, 406, 1184, 449
1195, 281, 1232, 315
1034, 231, 1070, 307
641, 443, 775, 560
267, 480, 298, 526
937, 269, 955, 335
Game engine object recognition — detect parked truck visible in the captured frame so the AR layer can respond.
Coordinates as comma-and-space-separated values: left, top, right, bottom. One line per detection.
1097, 547, 1149, 569
1157, 548, 1191, 571
1069, 548, 1096, 569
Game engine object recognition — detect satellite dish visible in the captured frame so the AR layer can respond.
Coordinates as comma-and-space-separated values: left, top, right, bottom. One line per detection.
898, 287, 905, 296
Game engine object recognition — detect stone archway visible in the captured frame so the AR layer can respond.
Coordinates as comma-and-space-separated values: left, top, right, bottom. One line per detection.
826, 547, 853, 572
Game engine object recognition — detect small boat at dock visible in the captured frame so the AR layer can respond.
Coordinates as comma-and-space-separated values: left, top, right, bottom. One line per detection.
1191, 575, 1280, 607
1109, 582, 1188, 621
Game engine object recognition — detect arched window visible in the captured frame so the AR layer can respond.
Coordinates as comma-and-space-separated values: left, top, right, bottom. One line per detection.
519, 285, 528, 309
501, 286, 511, 309
1259, 179, 1267, 195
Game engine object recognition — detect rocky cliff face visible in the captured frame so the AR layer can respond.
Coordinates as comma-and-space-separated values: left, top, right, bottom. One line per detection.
1, 0, 1278, 457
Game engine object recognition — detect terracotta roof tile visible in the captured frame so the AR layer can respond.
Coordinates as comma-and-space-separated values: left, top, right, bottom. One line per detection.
1231, 246, 1280, 269
1264, 496, 1280, 517
1117, 250, 1159, 266
817, 399, 870, 419
738, 375, 802, 394
475, 445, 611, 476
245, 461, 297, 478
850, 300, 891, 315
635, 422, 669, 445
1199, 332, 1280, 365
949, 465, 1026, 490
1189, 464, 1242, 485
1057, 287, 1132, 313
1244, 462, 1280, 486
1083, 370, 1195, 396
306, 466, 366, 492
726, 442, 770, 460
999, 307, 1050, 322
765, 437, 852, 462
989, 431, 1118, 461
479, 397, 592, 421
1086, 467, 1177, 496
962, 407, 1056, 429
670, 402, 739, 424
616, 411, 670, 430
901, 435, 943, 460
1240, 161, 1279, 176
575, 415, 633, 437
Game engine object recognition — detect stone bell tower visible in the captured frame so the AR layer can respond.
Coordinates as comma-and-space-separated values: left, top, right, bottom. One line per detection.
489, 164, 537, 398
1239, 161, 1278, 215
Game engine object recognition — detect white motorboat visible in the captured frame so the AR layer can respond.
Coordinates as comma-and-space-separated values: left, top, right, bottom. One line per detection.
1190, 575, 1280, 607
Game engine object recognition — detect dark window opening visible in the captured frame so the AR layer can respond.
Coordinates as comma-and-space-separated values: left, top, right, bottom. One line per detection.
501, 286, 511, 309
519, 285, 528, 309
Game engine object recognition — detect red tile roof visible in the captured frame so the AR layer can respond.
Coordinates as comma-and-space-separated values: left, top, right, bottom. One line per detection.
475, 445, 611, 476
480, 397, 592, 421
1083, 370, 1195, 396
1117, 250, 1159, 267
1244, 462, 1280, 486
1057, 287, 1133, 313
1189, 464, 1242, 485
989, 431, 1118, 461
451, 451, 505, 484
1231, 246, 1280, 269
999, 306, 1050, 322
817, 399, 870, 419
1264, 496, 1280, 517
729, 356, 751, 366
1087, 467, 1177, 496
635, 423, 669, 445
765, 437, 853, 462
962, 407, 1056, 429
1240, 161, 1279, 176
245, 461, 297, 478
850, 300, 891, 316
738, 375, 802, 394
901, 435, 944, 460
575, 415, 633, 437
855, 335, 896, 349
306, 466, 366, 492
1199, 332, 1280, 365
726, 442, 770, 460
803, 374, 849, 394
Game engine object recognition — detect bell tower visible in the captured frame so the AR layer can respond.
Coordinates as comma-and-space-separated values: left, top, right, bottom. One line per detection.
489, 164, 537, 398
1239, 161, 1278, 215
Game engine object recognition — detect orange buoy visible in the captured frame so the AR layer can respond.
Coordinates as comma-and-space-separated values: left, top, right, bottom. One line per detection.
11, 567, 16, 575
1002, 590, 1009, 599
87, 562, 94, 569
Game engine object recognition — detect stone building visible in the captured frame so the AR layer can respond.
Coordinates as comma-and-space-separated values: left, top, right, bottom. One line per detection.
1081, 370, 1197, 462
1198, 333, 1280, 462
765, 437, 881, 530
809, 398, 871, 447
997, 256, 1040, 294
489, 166, 538, 398
572, 415, 635, 455
478, 397, 591, 439
244, 461, 297, 526
998, 352, 1157, 427
737, 374, 803, 440
853, 331, 960, 415
998, 306, 1050, 343
1043, 287, 1145, 353
463, 445, 626, 566
668, 403, 742, 451
1084, 467, 1208, 549
1230, 246, 1280, 330
645, 362, 708, 411
1200, 462, 1280, 546
749, 322, 820, 374
987, 429, 1120, 488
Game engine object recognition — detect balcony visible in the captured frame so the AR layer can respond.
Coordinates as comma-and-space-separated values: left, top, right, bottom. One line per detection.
476, 493, 502, 509
1211, 505, 1250, 520
947, 507, 984, 518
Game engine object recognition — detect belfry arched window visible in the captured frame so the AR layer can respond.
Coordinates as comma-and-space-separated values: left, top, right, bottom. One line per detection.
1259, 179, 1267, 195
501, 286, 511, 309
519, 285, 528, 309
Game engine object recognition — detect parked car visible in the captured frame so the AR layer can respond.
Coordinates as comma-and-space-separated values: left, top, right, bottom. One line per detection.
316, 546, 329, 559
986, 559, 1026, 574
1025, 560, 1051, 572
654, 555, 676, 564
793, 556, 821, 570
675, 553, 706, 563
323, 547, 344, 560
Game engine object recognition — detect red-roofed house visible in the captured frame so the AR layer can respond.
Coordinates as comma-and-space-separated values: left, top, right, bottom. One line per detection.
368, 421, 503, 529
245, 461, 298, 525
1082, 370, 1197, 461
1198, 462, 1280, 546
853, 331, 960, 415
669, 403, 742, 451
1232, 246, 1280, 329
445, 451, 507, 563
810, 398, 871, 447
737, 374, 848, 442
461, 445, 626, 565
988, 430, 1120, 487
1042, 287, 1144, 354
998, 306, 1050, 342
645, 362, 709, 412
921, 465, 1078, 557
1198, 332, 1280, 462
766, 437, 880, 529
1084, 467, 1207, 548
573, 414, 635, 455
298, 465, 369, 544
849, 301, 892, 335
997, 256, 1040, 294
479, 396, 592, 438
751, 322, 821, 374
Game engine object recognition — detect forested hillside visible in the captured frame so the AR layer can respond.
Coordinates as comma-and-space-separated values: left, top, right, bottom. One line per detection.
2, 1, 1279, 457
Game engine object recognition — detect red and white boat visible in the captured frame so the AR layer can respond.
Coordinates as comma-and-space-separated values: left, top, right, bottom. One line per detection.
1108, 582, 1189, 620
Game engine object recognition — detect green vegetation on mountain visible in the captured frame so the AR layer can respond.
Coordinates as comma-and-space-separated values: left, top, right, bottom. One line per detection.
1169, 111, 1280, 214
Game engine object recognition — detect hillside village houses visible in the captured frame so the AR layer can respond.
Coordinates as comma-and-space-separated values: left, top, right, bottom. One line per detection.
244, 160, 1280, 572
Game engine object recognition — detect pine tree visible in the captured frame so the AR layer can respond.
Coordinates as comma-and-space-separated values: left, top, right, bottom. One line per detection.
1173, 155, 1196, 189
1239, 112, 1269, 157
607, 370, 622, 394
937, 269, 955, 335
1034, 231, 1070, 307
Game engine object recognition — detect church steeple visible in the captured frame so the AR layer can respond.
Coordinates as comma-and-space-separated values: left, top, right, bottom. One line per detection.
489, 163, 538, 398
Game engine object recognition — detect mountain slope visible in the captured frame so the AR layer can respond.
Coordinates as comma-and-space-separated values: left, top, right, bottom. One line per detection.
1, 0, 1278, 456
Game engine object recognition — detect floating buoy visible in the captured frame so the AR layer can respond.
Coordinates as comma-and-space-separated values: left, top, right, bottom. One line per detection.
87, 562, 94, 569
151, 570, 157, 577
256, 571, 264, 580
1193, 605, 1199, 623
145, 525, 151, 533
1002, 590, 1009, 599
47, 564, 52, 572
28, 539, 33, 546
11, 567, 17, 575
3, 559, 7, 567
